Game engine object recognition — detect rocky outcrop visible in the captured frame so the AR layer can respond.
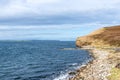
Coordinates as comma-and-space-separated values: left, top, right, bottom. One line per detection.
76, 25, 120, 47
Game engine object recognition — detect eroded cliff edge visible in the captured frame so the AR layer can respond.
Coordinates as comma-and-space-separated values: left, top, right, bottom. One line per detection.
76, 25, 120, 48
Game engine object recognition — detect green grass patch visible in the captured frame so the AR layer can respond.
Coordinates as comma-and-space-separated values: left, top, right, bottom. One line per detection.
108, 68, 120, 80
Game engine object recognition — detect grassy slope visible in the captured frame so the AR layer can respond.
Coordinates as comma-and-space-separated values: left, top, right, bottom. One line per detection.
76, 25, 120, 80
76, 25, 120, 47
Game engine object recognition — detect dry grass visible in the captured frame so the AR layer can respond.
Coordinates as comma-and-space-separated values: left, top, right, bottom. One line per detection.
108, 68, 120, 80
108, 51, 120, 64
76, 25, 120, 47
107, 51, 120, 80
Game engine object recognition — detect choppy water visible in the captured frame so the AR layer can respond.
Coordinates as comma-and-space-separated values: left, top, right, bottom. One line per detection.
0, 40, 92, 80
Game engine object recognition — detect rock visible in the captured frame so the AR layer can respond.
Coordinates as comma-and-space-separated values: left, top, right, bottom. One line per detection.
79, 77, 84, 80
115, 63, 120, 69
69, 71, 76, 75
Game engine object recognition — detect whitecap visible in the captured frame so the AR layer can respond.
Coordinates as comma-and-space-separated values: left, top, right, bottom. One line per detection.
53, 73, 69, 80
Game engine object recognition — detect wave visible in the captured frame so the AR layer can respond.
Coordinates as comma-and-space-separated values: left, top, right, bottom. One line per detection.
53, 73, 69, 80
53, 58, 93, 80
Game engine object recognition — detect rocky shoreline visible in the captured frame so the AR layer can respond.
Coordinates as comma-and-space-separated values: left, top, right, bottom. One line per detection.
69, 47, 116, 80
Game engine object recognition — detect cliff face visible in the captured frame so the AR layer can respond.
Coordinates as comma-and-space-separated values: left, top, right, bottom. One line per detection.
76, 25, 120, 47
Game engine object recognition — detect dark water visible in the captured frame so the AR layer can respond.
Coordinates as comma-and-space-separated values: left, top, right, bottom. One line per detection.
0, 40, 91, 80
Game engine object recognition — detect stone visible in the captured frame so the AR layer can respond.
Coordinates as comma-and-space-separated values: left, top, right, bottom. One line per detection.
115, 63, 120, 69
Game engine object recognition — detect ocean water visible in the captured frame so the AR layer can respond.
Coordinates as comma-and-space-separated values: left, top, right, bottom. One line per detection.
0, 40, 92, 80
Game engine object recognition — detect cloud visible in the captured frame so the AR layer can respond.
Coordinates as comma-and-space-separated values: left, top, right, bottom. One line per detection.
0, 0, 120, 18
0, 11, 119, 25
0, 22, 117, 40
0, 0, 120, 40
0, 22, 114, 30
0, 0, 120, 25
0, 21, 119, 40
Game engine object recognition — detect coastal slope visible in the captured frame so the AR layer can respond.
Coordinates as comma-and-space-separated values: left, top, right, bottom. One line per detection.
70, 25, 120, 80
76, 25, 120, 47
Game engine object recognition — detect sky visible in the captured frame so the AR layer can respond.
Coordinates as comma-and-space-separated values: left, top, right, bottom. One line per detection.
0, 0, 120, 41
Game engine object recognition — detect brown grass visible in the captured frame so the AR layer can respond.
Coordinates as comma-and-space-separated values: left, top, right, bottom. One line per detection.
76, 25, 120, 47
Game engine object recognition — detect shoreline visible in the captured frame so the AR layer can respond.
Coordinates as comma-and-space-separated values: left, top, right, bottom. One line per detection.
69, 47, 114, 80
53, 48, 93, 80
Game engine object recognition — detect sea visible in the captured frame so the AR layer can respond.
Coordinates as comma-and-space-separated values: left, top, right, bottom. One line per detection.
0, 40, 92, 80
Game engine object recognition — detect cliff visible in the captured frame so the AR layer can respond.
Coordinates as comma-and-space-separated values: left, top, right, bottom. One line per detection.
76, 25, 120, 47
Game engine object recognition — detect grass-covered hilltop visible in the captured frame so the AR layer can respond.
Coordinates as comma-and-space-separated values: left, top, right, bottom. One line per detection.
70, 25, 120, 80
76, 25, 120, 48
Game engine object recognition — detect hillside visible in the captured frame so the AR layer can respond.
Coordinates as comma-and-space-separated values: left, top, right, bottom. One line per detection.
70, 25, 120, 80
76, 25, 120, 47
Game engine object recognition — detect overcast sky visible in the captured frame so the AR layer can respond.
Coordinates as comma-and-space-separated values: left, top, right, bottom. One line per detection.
0, 0, 120, 40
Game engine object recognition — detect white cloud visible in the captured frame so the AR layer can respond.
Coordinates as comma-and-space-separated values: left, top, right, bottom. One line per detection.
0, 22, 119, 40
0, 22, 117, 30
26, 0, 60, 4
0, 0, 120, 40
0, 0, 120, 18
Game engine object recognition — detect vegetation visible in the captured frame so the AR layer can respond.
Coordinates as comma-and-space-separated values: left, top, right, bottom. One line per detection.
108, 68, 120, 80
76, 25, 120, 80
76, 25, 120, 47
